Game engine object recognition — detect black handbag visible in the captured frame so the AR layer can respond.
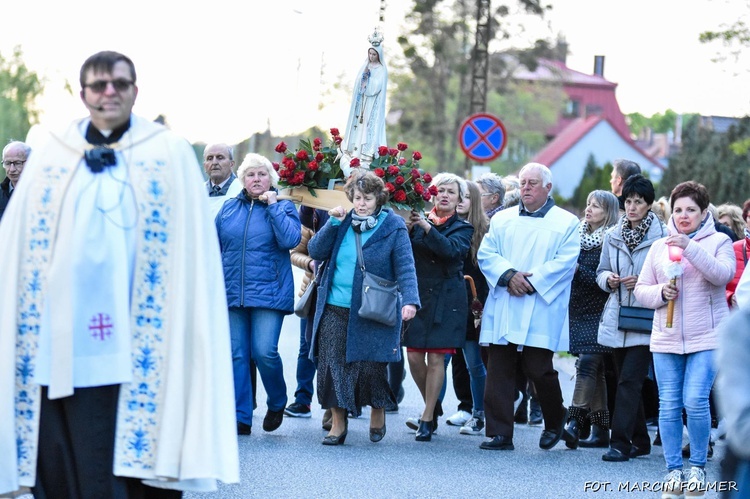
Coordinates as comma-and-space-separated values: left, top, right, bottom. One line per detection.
615, 251, 653, 333
355, 232, 399, 326
294, 261, 326, 319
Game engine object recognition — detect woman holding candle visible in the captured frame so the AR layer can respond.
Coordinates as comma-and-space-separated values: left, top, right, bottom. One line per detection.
635, 181, 735, 496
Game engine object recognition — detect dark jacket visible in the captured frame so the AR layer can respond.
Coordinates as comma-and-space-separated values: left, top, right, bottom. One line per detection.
215, 190, 301, 312
0, 178, 11, 221
308, 209, 420, 363
568, 245, 611, 354
403, 213, 474, 349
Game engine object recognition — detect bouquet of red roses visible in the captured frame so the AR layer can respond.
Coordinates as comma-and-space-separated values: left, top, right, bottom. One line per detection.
273, 128, 345, 196
369, 142, 436, 213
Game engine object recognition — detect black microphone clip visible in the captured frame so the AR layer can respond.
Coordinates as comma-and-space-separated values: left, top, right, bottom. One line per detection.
84, 146, 117, 173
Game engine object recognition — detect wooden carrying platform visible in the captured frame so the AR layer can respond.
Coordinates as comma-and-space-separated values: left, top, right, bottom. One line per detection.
278, 186, 353, 211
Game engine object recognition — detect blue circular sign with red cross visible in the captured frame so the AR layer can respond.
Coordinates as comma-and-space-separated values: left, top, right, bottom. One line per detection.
458, 113, 507, 163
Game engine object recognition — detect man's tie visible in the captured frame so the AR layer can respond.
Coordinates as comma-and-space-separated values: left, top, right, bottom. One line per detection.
210, 184, 222, 197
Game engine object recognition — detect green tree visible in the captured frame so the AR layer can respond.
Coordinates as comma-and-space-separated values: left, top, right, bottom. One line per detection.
626, 109, 680, 137
389, 0, 552, 172
661, 115, 750, 205
0, 46, 43, 147
569, 155, 613, 210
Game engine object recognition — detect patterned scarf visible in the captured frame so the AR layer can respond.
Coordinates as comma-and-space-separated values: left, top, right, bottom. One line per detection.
351, 205, 383, 233
621, 212, 653, 251
427, 206, 453, 226
579, 221, 607, 251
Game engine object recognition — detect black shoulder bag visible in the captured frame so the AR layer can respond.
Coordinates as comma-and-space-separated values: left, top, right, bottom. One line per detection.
355, 232, 399, 326
616, 250, 654, 333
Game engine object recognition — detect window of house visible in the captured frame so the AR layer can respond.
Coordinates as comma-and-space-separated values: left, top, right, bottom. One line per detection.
564, 99, 580, 118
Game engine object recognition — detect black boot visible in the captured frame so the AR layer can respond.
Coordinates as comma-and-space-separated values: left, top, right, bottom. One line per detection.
563, 407, 589, 450
579, 410, 610, 448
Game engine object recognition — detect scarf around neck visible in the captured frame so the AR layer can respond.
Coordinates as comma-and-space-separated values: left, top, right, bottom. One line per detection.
351, 206, 383, 233
427, 206, 452, 226
579, 220, 607, 251
621, 212, 653, 251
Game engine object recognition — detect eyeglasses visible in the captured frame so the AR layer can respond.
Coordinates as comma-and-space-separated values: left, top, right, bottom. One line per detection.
480, 193, 496, 197
3, 160, 26, 169
83, 79, 134, 93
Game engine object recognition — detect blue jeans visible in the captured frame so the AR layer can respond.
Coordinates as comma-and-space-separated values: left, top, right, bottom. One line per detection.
653, 350, 717, 470
229, 307, 288, 426
462, 340, 486, 413
293, 318, 316, 406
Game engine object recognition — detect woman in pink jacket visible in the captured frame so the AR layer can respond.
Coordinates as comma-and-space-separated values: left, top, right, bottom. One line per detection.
635, 181, 735, 497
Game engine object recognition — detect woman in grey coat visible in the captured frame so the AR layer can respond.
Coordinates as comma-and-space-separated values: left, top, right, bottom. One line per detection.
596, 175, 665, 462
308, 171, 420, 445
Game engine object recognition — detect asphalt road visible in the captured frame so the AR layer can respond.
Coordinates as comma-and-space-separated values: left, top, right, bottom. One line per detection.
186, 271, 727, 499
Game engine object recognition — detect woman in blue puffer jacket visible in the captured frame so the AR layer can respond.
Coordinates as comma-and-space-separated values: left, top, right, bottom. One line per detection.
216, 153, 301, 436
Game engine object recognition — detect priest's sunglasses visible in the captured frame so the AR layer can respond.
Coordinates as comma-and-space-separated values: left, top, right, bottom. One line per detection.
83, 79, 134, 93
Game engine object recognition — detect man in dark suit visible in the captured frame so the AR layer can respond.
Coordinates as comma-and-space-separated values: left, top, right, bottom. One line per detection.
0, 141, 30, 220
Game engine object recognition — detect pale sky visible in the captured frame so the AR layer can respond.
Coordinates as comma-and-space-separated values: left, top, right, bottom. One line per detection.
3, 0, 748, 145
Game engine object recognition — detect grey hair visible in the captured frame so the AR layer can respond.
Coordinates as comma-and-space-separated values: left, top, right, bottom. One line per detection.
237, 153, 278, 187
612, 159, 641, 182
3, 141, 31, 159
476, 172, 505, 203
203, 143, 234, 161
431, 172, 468, 202
519, 162, 552, 186
586, 190, 620, 229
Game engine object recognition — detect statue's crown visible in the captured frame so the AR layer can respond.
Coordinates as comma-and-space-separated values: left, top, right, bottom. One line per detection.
368, 28, 384, 47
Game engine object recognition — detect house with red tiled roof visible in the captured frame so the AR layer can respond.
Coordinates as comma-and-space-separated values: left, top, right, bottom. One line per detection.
514, 56, 664, 198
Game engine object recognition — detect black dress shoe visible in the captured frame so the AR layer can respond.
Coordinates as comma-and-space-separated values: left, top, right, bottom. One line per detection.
322, 430, 348, 446
237, 422, 252, 435
370, 424, 386, 443
415, 419, 433, 442
263, 409, 284, 432
480, 435, 514, 450
602, 448, 630, 462
540, 407, 568, 450
629, 445, 650, 458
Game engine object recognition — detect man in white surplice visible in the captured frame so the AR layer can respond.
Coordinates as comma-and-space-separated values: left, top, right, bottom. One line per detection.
477, 162, 580, 452
0, 51, 239, 497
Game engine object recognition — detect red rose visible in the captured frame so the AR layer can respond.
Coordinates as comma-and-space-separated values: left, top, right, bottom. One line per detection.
334, 136, 343, 145
395, 175, 405, 185
423, 173, 433, 184
315, 152, 324, 162
423, 192, 432, 201
274, 141, 287, 153
412, 151, 422, 161
387, 165, 400, 176
272, 162, 280, 171
397, 142, 408, 151
293, 171, 306, 184
330, 128, 340, 137
374, 168, 386, 178
296, 150, 309, 160
378, 145, 389, 157
313, 137, 322, 147
414, 182, 424, 194
393, 190, 407, 202
350, 158, 361, 167
429, 184, 438, 196
388, 148, 399, 157
385, 182, 396, 193
308, 161, 319, 171
411, 168, 421, 179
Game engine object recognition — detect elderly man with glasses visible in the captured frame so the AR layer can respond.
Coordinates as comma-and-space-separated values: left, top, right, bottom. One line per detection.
0, 141, 30, 220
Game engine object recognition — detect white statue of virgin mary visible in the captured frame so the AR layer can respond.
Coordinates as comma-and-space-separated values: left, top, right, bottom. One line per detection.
341, 30, 388, 174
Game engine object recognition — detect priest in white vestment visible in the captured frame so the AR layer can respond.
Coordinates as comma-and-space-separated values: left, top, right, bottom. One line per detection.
0, 51, 239, 498
477, 162, 580, 452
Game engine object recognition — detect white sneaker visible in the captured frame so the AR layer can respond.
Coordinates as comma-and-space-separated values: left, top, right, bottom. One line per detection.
459, 417, 485, 436
661, 469, 684, 499
446, 410, 472, 426
405, 417, 419, 431
683, 466, 706, 497
513, 390, 523, 416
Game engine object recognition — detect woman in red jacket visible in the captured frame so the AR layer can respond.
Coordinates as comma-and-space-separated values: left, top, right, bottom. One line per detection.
725, 199, 750, 308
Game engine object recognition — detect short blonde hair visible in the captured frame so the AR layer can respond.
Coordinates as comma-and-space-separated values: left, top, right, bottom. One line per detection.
431, 172, 468, 202
237, 153, 278, 187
